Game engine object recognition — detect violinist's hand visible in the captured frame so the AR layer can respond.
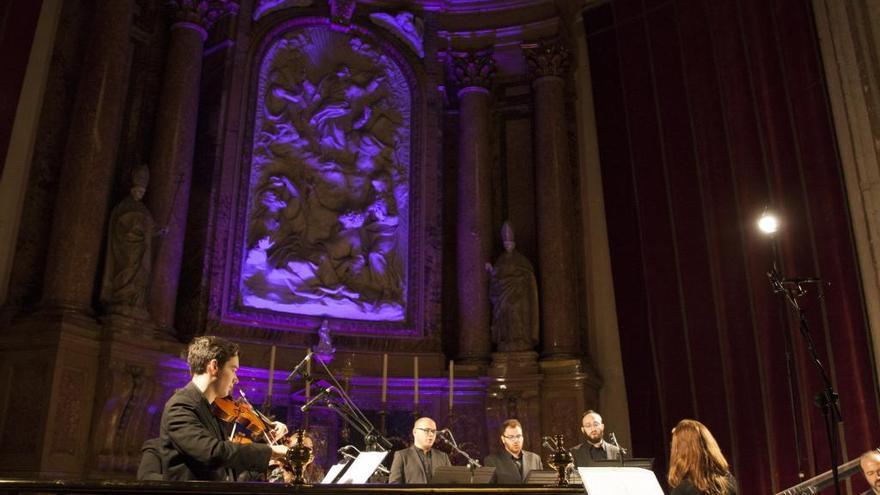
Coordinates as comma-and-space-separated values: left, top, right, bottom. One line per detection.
270, 445, 289, 460
270, 421, 288, 441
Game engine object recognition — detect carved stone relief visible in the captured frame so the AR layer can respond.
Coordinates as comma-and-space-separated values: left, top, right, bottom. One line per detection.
240, 24, 411, 323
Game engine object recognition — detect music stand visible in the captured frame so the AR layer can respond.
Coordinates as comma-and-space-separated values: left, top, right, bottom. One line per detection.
432, 466, 496, 484
334, 452, 388, 484
320, 461, 351, 484
578, 466, 663, 495
524, 470, 563, 485
592, 458, 654, 470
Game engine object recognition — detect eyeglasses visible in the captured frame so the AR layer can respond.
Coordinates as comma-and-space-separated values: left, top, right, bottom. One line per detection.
502, 434, 524, 440
415, 428, 437, 435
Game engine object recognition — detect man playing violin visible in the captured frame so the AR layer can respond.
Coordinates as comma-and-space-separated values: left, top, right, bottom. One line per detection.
159, 336, 290, 481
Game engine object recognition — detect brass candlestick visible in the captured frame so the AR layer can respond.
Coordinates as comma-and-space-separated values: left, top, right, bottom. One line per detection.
547, 434, 573, 487
285, 429, 313, 485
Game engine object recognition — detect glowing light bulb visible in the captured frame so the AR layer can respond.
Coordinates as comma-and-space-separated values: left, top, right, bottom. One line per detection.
757, 212, 779, 234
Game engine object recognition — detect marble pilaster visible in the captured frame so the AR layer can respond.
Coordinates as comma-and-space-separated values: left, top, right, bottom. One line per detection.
524, 40, 580, 359
449, 50, 496, 370
147, 0, 236, 334
40, 0, 134, 313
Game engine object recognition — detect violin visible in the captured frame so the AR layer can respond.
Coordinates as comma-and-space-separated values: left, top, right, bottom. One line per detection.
211, 393, 278, 445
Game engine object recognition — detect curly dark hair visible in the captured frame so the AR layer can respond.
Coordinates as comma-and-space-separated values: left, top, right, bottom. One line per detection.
185, 336, 240, 375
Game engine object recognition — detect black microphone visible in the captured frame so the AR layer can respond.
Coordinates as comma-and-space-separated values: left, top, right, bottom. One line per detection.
286, 350, 313, 381
608, 432, 628, 457
300, 386, 333, 412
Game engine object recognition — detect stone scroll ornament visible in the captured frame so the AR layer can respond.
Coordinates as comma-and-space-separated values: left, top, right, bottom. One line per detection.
241, 25, 411, 322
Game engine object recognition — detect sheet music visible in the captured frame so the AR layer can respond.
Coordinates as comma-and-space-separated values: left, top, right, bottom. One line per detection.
320, 462, 348, 484
578, 466, 664, 495
336, 451, 388, 484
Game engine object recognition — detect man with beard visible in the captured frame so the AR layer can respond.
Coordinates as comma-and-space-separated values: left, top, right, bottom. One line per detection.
483, 419, 542, 484
860, 450, 880, 494
570, 410, 622, 467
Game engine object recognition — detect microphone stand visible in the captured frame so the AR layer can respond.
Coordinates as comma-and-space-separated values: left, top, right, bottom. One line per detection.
436, 430, 481, 472
767, 267, 841, 495
306, 355, 392, 452
608, 433, 627, 466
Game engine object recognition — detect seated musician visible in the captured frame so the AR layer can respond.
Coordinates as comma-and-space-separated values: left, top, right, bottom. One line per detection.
158, 336, 289, 481
860, 450, 880, 495
483, 419, 542, 483
388, 417, 451, 483
268, 431, 325, 483
570, 410, 622, 467
667, 419, 737, 495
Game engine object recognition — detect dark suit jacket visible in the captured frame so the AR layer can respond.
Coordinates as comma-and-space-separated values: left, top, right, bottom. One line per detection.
137, 437, 163, 480
570, 440, 621, 468
159, 382, 272, 481
388, 445, 451, 484
484, 450, 543, 484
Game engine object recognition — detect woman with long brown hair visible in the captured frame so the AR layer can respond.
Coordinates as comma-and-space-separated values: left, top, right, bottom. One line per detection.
668, 419, 737, 495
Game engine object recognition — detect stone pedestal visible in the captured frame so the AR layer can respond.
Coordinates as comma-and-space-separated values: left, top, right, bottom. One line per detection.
84, 327, 181, 478
0, 314, 101, 477
483, 352, 543, 456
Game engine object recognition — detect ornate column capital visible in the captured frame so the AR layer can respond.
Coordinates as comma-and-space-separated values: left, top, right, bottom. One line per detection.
522, 39, 571, 80
447, 49, 497, 92
169, 0, 238, 40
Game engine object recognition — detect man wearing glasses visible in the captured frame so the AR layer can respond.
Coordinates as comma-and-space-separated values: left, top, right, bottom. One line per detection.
571, 410, 621, 467
484, 419, 543, 483
388, 417, 451, 483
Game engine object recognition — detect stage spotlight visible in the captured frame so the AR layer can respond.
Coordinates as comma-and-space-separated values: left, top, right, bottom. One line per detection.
757, 211, 779, 235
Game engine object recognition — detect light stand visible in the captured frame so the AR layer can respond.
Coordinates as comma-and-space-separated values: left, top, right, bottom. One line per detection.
762, 213, 841, 495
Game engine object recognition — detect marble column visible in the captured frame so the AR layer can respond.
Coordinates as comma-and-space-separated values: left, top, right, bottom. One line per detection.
147, 0, 236, 334
524, 40, 580, 359
40, 0, 134, 313
450, 50, 496, 368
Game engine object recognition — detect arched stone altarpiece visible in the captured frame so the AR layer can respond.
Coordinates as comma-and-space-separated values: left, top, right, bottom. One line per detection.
215, 17, 437, 339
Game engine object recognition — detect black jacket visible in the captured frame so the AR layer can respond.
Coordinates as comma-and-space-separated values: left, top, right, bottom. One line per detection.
483, 450, 543, 483
159, 382, 272, 481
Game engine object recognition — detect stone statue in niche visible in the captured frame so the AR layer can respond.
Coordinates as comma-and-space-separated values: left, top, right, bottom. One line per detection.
485, 222, 540, 352
100, 165, 164, 320
314, 319, 336, 361
241, 27, 410, 322
369, 11, 425, 58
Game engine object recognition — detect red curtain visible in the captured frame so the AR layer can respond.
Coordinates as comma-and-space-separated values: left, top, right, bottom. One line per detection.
583, 0, 879, 493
